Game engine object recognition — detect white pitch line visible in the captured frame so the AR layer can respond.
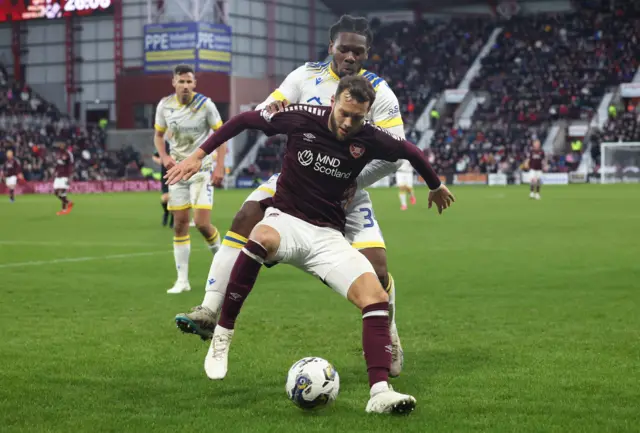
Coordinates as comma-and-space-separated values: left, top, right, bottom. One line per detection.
0, 250, 172, 269
0, 240, 158, 247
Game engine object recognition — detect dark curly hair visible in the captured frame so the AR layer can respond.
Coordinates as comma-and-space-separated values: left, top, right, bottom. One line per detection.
329, 15, 373, 47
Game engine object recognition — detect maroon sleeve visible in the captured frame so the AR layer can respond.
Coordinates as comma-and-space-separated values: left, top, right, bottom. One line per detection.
397, 142, 442, 190
200, 110, 291, 155
369, 126, 442, 190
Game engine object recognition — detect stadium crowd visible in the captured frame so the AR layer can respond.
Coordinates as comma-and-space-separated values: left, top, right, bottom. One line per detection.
4, 0, 640, 182
0, 63, 139, 182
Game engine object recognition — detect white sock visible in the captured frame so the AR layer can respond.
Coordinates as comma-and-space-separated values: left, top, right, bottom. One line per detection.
202, 232, 246, 313
173, 235, 191, 283
399, 192, 407, 207
370, 381, 390, 397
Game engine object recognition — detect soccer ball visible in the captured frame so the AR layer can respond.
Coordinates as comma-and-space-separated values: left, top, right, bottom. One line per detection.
285, 357, 340, 410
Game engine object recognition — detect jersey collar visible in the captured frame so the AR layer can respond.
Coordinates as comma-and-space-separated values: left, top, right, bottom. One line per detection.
174, 93, 195, 107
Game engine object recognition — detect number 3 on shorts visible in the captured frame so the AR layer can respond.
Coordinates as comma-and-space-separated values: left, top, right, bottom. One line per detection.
359, 207, 375, 228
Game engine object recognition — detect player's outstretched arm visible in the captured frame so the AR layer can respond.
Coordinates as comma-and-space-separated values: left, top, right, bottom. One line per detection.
166, 110, 286, 185
199, 110, 283, 155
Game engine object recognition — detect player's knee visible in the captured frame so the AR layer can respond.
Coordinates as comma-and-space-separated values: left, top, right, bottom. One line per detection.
230, 201, 264, 238
347, 272, 389, 310
248, 224, 280, 258
195, 221, 211, 235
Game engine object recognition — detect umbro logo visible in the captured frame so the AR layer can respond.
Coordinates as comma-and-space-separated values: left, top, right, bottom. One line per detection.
229, 292, 243, 301
385, 345, 393, 354
303, 133, 316, 143
315, 77, 322, 85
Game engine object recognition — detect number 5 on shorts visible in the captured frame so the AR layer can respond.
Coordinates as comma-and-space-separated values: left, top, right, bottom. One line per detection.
359, 207, 374, 228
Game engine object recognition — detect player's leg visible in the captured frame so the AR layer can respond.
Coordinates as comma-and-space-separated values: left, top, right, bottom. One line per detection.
189, 177, 220, 254
175, 200, 266, 339
167, 181, 193, 293
406, 174, 416, 205
161, 190, 170, 226
320, 239, 415, 414
175, 176, 278, 339
205, 211, 284, 379
398, 185, 408, 210
535, 175, 542, 199
6, 176, 16, 202
529, 173, 536, 199
346, 190, 404, 377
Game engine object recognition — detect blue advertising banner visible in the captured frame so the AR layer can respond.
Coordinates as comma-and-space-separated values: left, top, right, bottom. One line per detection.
143, 22, 232, 74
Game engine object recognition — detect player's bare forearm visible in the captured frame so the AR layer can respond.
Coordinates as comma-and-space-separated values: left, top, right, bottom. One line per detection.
399, 141, 441, 190
200, 110, 275, 155
154, 132, 168, 158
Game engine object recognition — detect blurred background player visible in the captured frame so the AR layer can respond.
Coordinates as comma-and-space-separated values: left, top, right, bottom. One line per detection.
1, 150, 24, 203
152, 142, 174, 228
396, 160, 416, 210
53, 142, 74, 215
154, 64, 227, 294
525, 140, 546, 200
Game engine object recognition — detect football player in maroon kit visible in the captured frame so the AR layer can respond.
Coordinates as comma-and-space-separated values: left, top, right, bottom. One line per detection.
166, 75, 455, 414
52, 142, 74, 215
525, 139, 546, 200
2, 150, 24, 203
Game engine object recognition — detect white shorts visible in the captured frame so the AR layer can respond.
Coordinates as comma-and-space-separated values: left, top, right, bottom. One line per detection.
396, 171, 414, 187
259, 207, 376, 297
529, 170, 543, 180
5, 175, 17, 188
53, 177, 69, 190
168, 170, 213, 211
245, 174, 386, 250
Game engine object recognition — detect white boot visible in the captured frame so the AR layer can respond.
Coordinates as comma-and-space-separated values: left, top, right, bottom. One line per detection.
204, 326, 234, 380
167, 280, 191, 294
365, 382, 416, 414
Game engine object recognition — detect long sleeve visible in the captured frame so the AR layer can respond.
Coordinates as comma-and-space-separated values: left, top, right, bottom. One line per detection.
355, 160, 403, 189
200, 110, 280, 155
397, 142, 441, 190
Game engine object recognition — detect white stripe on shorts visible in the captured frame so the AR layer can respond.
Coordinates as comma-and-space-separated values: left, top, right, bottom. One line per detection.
362, 310, 389, 319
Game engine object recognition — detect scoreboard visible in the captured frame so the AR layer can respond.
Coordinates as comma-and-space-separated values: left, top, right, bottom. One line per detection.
0, 0, 113, 22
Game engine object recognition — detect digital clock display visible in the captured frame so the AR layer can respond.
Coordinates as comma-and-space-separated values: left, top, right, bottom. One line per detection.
0, 0, 113, 22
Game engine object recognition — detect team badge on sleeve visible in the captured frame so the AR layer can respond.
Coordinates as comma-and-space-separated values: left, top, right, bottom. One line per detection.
349, 143, 365, 159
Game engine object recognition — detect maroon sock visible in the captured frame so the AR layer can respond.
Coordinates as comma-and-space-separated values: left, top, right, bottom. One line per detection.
362, 302, 391, 387
217, 240, 267, 330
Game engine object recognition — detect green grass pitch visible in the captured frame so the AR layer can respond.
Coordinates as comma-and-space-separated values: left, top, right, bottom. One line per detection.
1, 185, 639, 432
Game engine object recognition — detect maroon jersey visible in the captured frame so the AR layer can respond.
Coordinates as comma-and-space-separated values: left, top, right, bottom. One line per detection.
2, 158, 22, 177
201, 105, 441, 232
54, 149, 74, 178
529, 148, 545, 170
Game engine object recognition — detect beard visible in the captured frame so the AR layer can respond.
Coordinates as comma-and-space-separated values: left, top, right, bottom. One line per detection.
329, 112, 342, 140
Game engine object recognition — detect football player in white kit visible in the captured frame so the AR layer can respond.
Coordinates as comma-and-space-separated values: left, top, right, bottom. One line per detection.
396, 160, 417, 210
154, 64, 227, 294
175, 16, 409, 376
